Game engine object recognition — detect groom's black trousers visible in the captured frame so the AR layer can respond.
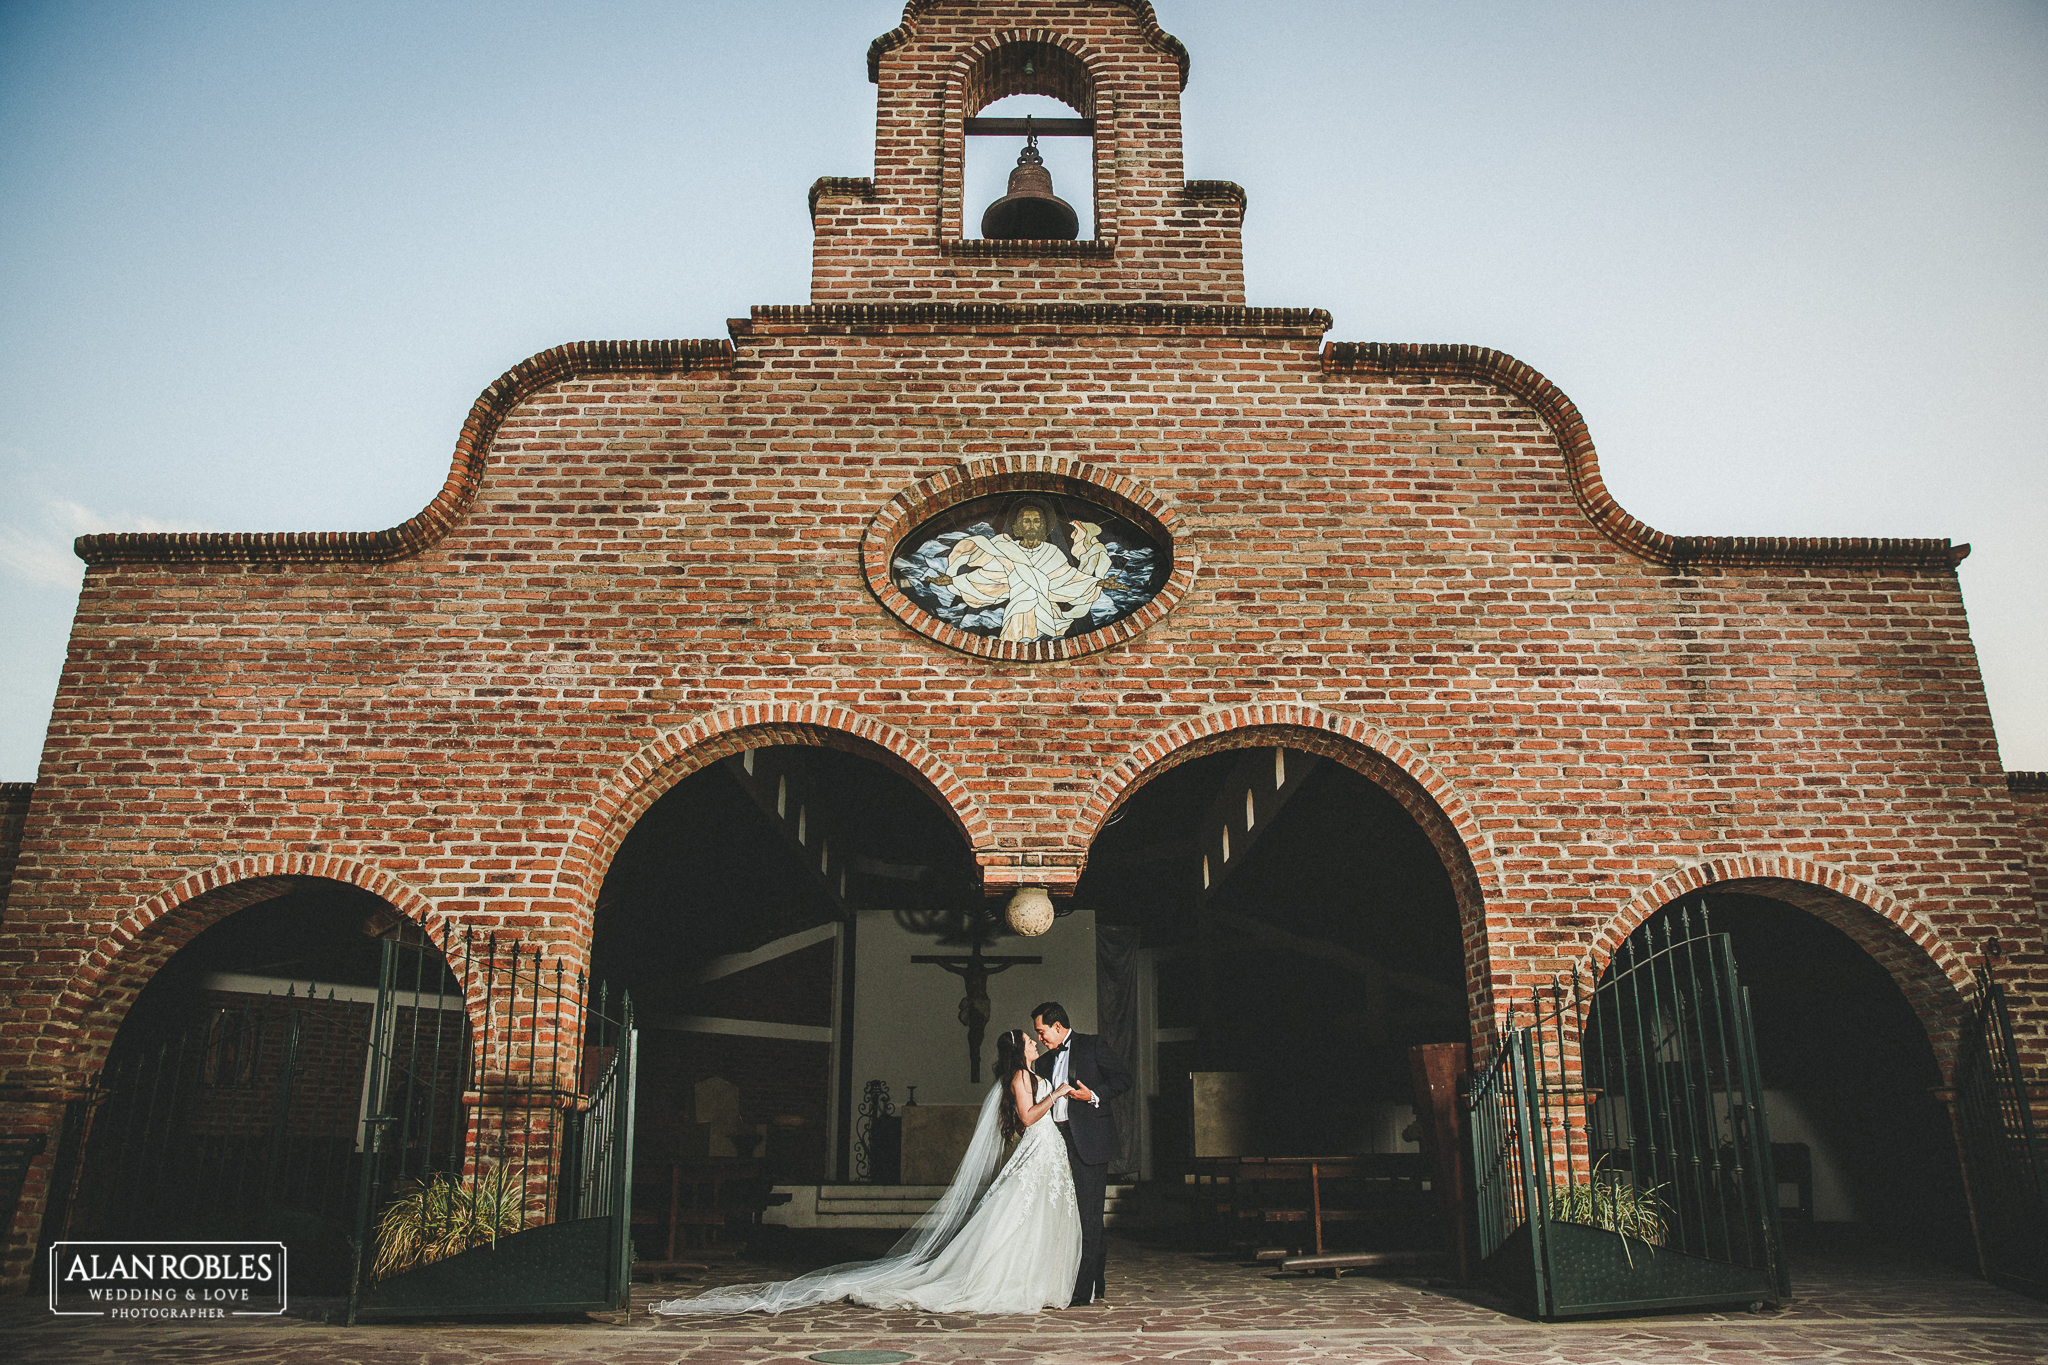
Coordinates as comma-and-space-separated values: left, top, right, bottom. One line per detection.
1056, 1121, 1109, 1303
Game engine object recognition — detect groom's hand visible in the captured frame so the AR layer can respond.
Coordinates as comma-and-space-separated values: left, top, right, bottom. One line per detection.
1069, 1081, 1093, 1103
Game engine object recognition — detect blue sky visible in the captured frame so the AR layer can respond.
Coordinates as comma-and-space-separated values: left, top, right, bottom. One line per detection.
3, 0, 2044, 776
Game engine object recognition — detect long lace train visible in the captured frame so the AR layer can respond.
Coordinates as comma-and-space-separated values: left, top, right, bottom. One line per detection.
649, 1080, 1080, 1315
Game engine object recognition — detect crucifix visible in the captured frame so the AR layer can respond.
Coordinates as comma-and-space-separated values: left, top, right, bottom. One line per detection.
912, 938, 1043, 1083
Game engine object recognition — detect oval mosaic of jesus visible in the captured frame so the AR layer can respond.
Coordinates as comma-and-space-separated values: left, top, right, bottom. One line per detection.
892, 494, 1168, 642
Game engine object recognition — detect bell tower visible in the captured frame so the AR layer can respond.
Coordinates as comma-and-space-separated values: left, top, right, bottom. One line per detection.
808, 0, 1247, 304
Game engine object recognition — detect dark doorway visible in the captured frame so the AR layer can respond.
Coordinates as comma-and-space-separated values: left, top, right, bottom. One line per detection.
590, 743, 978, 1252
41, 879, 462, 1293
1636, 895, 1971, 1263
1078, 748, 1467, 1175
114, 879, 438, 1032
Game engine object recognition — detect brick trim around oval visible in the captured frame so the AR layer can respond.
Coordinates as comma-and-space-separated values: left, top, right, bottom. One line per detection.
859, 456, 1196, 663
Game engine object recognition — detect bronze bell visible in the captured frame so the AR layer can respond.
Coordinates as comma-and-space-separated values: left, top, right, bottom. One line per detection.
980, 134, 1079, 241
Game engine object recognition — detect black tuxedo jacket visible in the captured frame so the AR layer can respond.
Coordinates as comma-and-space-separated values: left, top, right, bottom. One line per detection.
1033, 1031, 1134, 1166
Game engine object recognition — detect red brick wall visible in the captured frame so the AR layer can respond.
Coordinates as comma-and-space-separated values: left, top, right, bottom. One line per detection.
175, 990, 379, 1137
0, 0, 2039, 1286
0, 784, 30, 920
2010, 774, 2048, 933
13, 318, 2032, 1064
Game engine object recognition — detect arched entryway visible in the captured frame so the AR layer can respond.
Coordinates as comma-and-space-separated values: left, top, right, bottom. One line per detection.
1076, 728, 1480, 1257
590, 735, 1007, 1261
37, 876, 466, 1293
1614, 887, 1972, 1264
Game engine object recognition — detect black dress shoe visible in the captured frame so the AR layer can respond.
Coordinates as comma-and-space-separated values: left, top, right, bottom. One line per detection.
1067, 1296, 1092, 1308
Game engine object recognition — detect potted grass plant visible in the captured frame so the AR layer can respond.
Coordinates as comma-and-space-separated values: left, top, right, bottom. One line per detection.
373, 1170, 524, 1280
1550, 1157, 1668, 1265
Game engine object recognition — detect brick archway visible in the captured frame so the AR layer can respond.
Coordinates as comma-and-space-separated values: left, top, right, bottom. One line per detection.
956, 30, 1102, 117
1592, 857, 1973, 1077
569, 704, 991, 924
1081, 704, 1499, 1031
48, 854, 443, 1086
943, 29, 1111, 243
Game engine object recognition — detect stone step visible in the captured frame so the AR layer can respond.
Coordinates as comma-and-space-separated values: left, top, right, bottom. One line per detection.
766, 1182, 1154, 1230
814, 1185, 951, 1200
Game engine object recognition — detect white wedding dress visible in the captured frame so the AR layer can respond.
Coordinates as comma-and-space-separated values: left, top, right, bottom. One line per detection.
650, 1078, 1081, 1316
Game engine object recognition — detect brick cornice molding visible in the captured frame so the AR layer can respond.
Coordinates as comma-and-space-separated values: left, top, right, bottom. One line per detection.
868, 0, 1190, 89
74, 339, 735, 569
939, 238, 1118, 260
0, 783, 31, 803
2009, 771, 2048, 794
1182, 179, 1247, 213
808, 175, 878, 221
741, 302, 1330, 335
1324, 341, 1969, 575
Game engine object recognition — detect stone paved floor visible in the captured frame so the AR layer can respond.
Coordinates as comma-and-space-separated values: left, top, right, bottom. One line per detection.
5, 1226, 2043, 1364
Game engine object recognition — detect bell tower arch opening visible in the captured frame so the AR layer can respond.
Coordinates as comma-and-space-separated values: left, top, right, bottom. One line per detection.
959, 40, 1098, 241
824, 2, 1235, 303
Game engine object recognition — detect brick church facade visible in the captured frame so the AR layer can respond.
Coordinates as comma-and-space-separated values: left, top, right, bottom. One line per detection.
1, 0, 2042, 1291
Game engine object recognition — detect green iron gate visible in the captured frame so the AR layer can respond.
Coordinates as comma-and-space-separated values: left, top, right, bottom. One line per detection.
349, 933, 637, 1321
33, 975, 416, 1292
36, 929, 636, 1320
1951, 955, 2046, 1299
1468, 905, 1788, 1319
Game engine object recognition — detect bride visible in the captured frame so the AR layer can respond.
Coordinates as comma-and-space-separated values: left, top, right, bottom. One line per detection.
649, 1029, 1083, 1316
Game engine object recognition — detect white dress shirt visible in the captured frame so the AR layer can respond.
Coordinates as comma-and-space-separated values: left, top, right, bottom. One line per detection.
1047, 1039, 1102, 1122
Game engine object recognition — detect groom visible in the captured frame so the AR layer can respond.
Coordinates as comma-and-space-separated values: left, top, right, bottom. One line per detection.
1031, 1000, 1133, 1306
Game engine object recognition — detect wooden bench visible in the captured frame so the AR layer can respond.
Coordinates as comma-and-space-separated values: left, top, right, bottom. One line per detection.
632, 1158, 764, 1259
1182, 1154, 1433, 1255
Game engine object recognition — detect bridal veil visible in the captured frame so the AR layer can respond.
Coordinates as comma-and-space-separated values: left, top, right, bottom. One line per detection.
649, 1081, 1014, 1315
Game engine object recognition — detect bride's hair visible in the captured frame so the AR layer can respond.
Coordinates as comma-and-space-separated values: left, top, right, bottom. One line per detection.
994, 1028, 1030, 1143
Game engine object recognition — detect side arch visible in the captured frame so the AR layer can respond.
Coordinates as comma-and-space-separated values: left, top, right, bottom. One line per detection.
49, 854, 444, 1083
1082, 704, 1500, 1030
1592, 856, 1974, 1075
567, 704, 992, 913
